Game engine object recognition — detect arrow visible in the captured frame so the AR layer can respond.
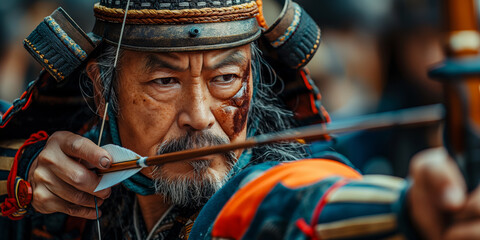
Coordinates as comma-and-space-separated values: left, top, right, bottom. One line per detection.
95, 104, 444, 192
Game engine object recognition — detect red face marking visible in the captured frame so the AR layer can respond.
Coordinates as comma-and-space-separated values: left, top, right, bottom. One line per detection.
214, 65, 251, 139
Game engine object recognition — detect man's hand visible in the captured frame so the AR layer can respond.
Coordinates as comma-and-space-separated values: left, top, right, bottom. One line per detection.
28, 131, 112, 219
409, 147, 466, 239
408, 147, 480, 240
443, 185, 480, 240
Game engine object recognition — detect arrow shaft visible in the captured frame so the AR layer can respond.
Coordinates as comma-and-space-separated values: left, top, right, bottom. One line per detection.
97, 104, 444, 174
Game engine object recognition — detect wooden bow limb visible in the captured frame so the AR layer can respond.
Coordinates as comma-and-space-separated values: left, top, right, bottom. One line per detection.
430, 0, 480, 190
97, 104, 444, 174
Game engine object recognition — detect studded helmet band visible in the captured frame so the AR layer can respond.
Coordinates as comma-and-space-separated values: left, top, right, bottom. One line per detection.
92, 0, 263, 52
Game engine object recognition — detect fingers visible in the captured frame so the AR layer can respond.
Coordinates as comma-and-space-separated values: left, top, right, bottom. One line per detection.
32, 184, 101, 220
410, 147, 466, 210
36, 144, 110, 198
28, 131, 113, 219
51, 131, 112, 169
30, 159, 110, 219
454, 186, 480, 221
31, 160, 110, 203
408, 147, 467, 239
444, 219, 480, 240
408, 179, 444, 240
41, 169, 108, 207
445, 186, 480, 239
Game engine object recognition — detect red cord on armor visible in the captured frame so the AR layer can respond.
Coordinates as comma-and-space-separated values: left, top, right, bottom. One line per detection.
295, 179, 349, 240
1, 131, 48, 220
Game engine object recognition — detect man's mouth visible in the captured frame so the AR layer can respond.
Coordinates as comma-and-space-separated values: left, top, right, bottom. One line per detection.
155, 132, 237, 170
188, 158, 212, 174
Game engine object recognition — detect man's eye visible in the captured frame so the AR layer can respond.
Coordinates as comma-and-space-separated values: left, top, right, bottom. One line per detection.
154, 77, 177, 85
212, 74, 238, 83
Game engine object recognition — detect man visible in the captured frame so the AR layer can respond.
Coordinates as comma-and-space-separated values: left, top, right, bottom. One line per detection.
0, 0, 480, 239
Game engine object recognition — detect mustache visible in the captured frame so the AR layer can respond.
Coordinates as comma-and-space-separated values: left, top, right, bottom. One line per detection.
156, 132, 237, 165
152, 132, 237, 205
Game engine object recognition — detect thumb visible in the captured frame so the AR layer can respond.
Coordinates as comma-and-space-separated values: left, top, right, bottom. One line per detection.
409, 148, 467, 239
411, 147, 466, 211
56, 132, 112, 169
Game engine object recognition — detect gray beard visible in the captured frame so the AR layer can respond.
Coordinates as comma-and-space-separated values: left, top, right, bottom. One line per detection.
151, 132, 237, 208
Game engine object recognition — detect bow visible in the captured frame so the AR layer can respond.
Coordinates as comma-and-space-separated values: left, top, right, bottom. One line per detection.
95, 104, 444, 191
430, 0, 480, 191
95, 0, 131, 238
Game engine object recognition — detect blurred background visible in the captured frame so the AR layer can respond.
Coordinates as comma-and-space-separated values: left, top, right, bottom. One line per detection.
0, 0, 464, 177
0, 0, 96, 103
268, 0, 446, 177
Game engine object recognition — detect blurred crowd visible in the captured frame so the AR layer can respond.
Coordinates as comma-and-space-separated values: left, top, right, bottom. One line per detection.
0, 0, 461, 177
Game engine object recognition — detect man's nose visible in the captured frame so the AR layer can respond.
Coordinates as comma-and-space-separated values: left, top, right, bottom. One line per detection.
178, 84, 215, 131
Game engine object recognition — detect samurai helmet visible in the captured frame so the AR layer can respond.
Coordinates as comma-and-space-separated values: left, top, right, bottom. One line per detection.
92, 0, 267, 52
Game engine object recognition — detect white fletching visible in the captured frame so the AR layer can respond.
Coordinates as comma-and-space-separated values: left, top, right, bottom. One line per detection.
94, 144, 143, 192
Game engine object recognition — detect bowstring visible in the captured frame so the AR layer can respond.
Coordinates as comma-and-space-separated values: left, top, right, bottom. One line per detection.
95, 0, 131, 239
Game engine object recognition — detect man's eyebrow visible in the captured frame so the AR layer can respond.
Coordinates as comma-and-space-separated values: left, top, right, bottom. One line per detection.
144, 54, 187, 72
208, 50, 248, 70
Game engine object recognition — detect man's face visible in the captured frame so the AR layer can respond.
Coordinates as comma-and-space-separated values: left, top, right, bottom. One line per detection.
114, 44, 252, 188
